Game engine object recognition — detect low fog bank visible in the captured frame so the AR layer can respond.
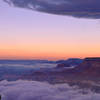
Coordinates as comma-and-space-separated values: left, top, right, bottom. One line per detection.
0, 80, 100, 100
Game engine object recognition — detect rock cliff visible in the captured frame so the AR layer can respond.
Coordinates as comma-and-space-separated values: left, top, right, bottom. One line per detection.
32, 57, 100, 83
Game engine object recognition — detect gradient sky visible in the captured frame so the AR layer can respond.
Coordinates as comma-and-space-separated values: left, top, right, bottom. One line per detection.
0, 0, 100, 60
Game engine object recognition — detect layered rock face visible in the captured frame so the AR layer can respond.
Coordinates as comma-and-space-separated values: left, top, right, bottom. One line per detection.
31, 57, 100, 83
76, 58, 100, 77
56, 58, 83, 68
56, 57, 100, 74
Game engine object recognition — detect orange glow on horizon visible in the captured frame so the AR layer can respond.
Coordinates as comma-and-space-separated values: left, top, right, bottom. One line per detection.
0, 43, 100, 60
0, 40, 100, 60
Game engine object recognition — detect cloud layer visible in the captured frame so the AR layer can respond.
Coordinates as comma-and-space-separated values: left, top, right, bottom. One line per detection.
3, 0, 100, 19
0, 80, 100, 100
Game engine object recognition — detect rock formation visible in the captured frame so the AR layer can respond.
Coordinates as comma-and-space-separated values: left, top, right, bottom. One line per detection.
32, 57, 100, 83
56, 58, 83, 68
76, 58, 100, 77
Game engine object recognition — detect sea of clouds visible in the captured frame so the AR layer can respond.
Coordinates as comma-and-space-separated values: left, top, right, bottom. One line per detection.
0, 80, 100, 100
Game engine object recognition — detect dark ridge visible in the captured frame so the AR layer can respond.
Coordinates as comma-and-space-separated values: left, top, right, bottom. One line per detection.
85, 57, 100, 62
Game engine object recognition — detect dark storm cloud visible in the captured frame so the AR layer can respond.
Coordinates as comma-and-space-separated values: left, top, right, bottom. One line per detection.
3, 0, 100, 19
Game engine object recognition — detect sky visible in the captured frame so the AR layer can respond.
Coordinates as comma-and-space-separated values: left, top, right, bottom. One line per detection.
0, 0, 100, 60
